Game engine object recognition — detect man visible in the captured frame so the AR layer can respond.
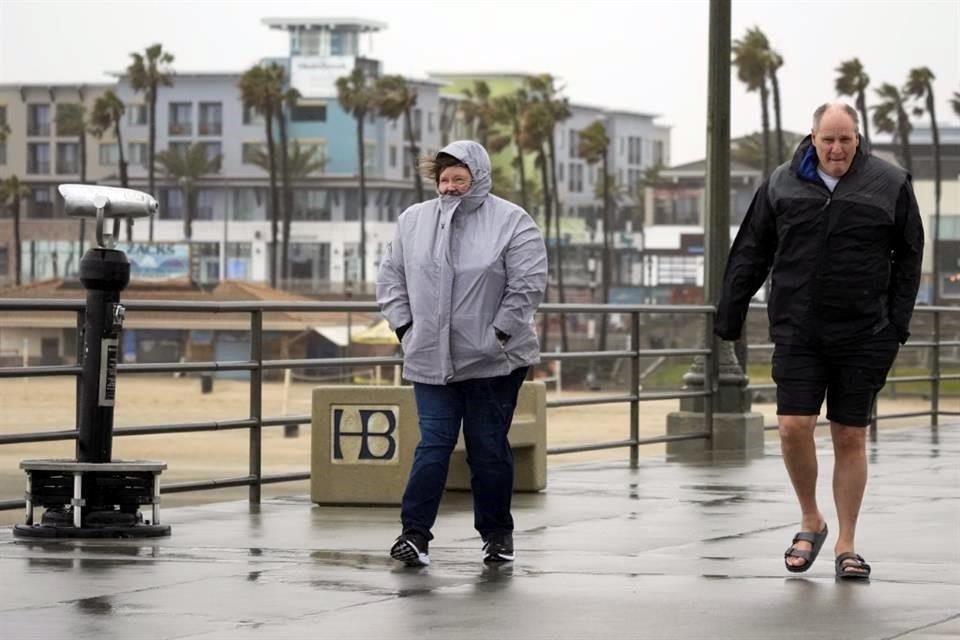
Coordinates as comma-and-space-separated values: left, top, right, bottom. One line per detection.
715, 103, 923, 580
377, 140, 547, 567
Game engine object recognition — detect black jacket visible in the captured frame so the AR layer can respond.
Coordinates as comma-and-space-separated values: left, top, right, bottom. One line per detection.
715, 136, 924, 345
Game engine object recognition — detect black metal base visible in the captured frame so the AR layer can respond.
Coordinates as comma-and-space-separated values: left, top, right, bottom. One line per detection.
13, 522, 171, 539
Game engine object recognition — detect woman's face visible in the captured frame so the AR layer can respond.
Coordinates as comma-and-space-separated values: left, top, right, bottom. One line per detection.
438, 165, 472, 196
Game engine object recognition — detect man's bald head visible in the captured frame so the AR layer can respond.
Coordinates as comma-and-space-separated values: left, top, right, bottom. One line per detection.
811, 103, 860, 178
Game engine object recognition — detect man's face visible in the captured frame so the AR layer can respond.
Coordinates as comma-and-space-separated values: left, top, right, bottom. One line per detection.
811, 109, 859, 178
438, 165, 472, 196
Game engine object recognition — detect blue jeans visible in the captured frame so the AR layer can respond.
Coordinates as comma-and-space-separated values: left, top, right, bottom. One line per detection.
401, 367, 528, 541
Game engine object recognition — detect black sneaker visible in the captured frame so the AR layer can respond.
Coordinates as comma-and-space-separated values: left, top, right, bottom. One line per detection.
390, 532, 430, 567
482, 533, 515, 563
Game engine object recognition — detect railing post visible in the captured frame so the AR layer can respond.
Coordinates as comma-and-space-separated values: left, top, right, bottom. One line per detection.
704, 311, 716, 439
629, 311, 640, 467
931, 309, 940, 428
249, 310, 263, 504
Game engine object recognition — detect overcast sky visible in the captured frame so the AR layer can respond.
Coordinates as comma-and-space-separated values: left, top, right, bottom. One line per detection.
1, 0, 957, 164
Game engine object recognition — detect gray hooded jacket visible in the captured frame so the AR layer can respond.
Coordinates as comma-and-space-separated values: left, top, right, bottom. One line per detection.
376, 141, 548, 384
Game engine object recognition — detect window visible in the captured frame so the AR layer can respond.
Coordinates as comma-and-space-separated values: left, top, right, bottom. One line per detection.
56, 142, 79, 174
168, 102, 192, 136
558, 161, 564, 182
654, 140, 665, 166
567, 163, 584, 193
242, 104, 263, 126
195, 189, 216, 220
159, 188, 183, 220
27, 104, 50, 136
293, 189, 331, 221
127, 104, 148, 126
225, 242, 252, 279
193, 242, 220, 283
198, 102, 222, 136
288, 242, 331, 284
0, 247, 8, 275
55, 104, 84, 136
232, 188, 264, 221
30, 187, 53, 218
168, 141, 191, 156
427, 111, 435, 133
626, 136, 644, 165
99, 143, 119, 166
404, 109, 422, 142
128, 142, 148, 166
27, 143, 50, 174
202, 142, 221, 165
242, 143, 263, 165
389, 145, 397, 168
291, 104, 327, 122
568, 129, 578, 158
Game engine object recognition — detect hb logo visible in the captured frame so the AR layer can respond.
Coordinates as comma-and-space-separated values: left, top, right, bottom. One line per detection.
331, 405, 399, 465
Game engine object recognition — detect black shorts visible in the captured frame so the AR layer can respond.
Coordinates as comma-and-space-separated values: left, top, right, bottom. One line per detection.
772, 325, 900, 427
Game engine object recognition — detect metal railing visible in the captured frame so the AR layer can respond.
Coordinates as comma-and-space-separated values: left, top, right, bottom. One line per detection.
0, 298, 956, 513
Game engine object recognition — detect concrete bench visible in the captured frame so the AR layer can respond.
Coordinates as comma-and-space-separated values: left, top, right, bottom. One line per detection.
445, 381, 547, 492
311, 381, 546, 505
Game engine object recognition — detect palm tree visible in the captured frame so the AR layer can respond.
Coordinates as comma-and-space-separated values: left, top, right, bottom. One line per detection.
460, 80, 496, 149
127, 43, 175, 242
578, 120, 613, 354
375, 75, 423, 201
766, 49, 786, 163
835, 58, 872, 147
731, 131, 805, 169
55, 103, 90, 255
951, 90, 960, 118
438, 99, 459, 146
336, 66, 378, 285
89, 91, 131, 240
872, 83, 913, 173
0, 176, 29, 286
520, 101, 555, 350
493, 88, 532, 211
526, 74, 572, 352
253, 140, 326, 181
155, 143, 222, 241
732, 27, 772, 177
906, 67, 941, 304
239, 65, 281, 287
266, 64, 299, 284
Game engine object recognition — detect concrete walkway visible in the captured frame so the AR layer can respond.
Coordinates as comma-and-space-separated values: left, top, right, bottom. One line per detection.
1, 423, 958, 639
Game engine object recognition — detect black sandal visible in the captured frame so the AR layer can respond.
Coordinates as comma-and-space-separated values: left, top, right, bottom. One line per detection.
784, 523, 828, 573
835, 552, 871, 580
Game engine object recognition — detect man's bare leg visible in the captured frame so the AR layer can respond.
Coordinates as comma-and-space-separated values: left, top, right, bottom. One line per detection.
831, 422, 868, 573
780, 415, 827, 568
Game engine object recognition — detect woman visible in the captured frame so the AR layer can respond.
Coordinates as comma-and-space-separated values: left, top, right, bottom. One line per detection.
377, 140, 547, 566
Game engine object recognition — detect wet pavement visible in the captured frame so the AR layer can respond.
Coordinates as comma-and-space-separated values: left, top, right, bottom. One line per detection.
1, 424, 958, 639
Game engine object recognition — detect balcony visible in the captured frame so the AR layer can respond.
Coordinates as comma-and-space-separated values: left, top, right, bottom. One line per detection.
168, 122, 192, 137
198, 121, 222, 136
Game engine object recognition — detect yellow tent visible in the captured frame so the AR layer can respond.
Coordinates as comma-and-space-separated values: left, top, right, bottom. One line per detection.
352, 318, 399, 345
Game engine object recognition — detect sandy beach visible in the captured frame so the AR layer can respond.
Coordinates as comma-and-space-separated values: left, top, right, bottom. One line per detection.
0, 376, 943, 525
